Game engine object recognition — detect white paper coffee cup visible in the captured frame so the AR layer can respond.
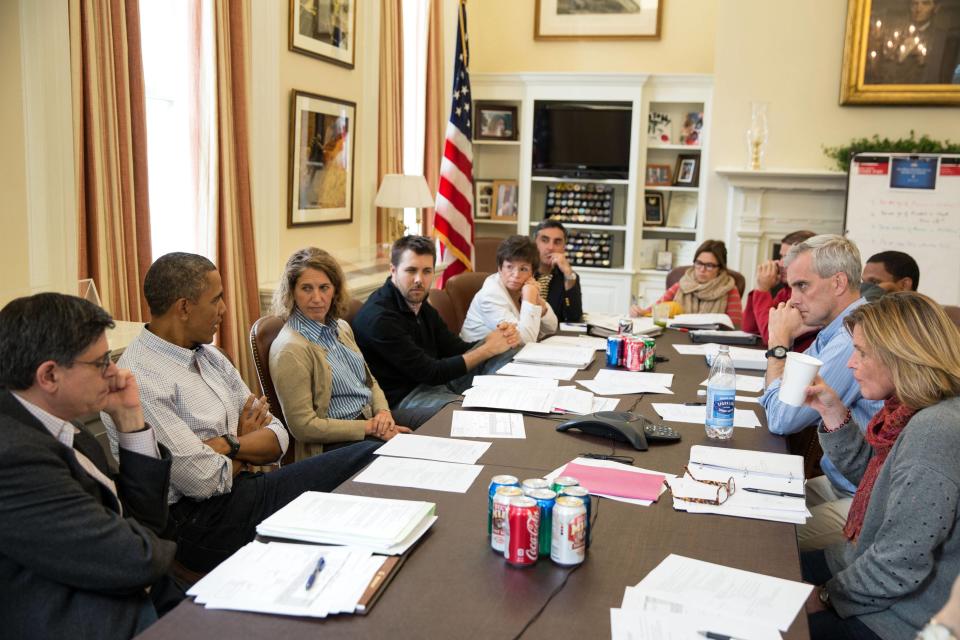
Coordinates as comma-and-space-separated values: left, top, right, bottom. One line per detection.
778, 352, 823, 406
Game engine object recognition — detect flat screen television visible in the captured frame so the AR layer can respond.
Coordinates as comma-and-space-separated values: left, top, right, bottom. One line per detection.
532, 101, 632, 180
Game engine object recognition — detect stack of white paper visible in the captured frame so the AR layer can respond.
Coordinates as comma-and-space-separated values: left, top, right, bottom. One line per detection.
461, 385, 598, 415
374, 433, 490, 464
578, 369, 675, 396
188, 541, 385, 618
667, 446, 809, 524
583, 313, 662, 336
541, 334, 609, 351
651, 403, 761, 428
256, 492, 437, 555
611, 554, 812, 638
450, 410, 525, 438
513, 342, 594, 368
471, 374, 559, 389
698, 374, 765, 394
673, 343, 769, 371
355, 457, 484, 493
496, 362, 578, 381
668, 313, 734, 329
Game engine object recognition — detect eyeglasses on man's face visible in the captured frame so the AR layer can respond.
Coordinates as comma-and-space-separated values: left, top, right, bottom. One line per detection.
670, 464, 736, 506
693, 260, 720, 271
72, 350, 114, 376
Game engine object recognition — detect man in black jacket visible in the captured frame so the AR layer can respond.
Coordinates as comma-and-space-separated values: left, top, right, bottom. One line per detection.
354, 235, 519, 411
0, 293, 177, 640
533, 220, 583, 322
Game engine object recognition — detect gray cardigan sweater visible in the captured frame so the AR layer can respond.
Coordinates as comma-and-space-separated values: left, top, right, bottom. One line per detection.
820, 395, 960, 640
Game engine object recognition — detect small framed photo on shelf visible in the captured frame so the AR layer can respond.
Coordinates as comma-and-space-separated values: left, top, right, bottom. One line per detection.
679, 112, 703, 146
673, 154, 700, 187
643, 192, 665, 226
491, 180, 518, 220
656, 250, 673, 271
475, 180, 495, 219
475, 103, 518, 141
645, 164, 672, 186
666, 192, 698, 229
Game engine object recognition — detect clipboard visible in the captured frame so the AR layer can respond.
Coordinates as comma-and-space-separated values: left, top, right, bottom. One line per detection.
355, 554, 407, 614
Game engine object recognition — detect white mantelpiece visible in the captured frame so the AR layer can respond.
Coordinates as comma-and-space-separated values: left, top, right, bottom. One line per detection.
715, 168, 848, 288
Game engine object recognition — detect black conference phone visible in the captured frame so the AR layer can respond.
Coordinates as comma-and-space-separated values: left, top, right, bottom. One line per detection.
556, 411, 681, 452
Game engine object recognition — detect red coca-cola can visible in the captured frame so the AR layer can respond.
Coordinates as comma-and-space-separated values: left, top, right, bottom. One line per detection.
503, 496, 540, 567
625, 337, 645, 372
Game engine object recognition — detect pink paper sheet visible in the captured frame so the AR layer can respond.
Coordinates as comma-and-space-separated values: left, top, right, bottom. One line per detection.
559, 462, 665, 501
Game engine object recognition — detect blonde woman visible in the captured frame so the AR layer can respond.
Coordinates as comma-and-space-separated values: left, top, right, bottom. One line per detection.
800, 292, 960, 640
269, 248, 430, 462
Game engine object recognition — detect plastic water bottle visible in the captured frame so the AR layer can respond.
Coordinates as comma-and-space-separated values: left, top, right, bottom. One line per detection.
706, 345, 736, 440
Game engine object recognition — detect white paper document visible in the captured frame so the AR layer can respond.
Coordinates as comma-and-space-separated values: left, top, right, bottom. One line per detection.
688, 445, 805, 481
542, 334, 609, 351
578, 369, 675, 396
627, 554, 812, 632
497, 362, 578, 381
374, 433, 490, 465
471, 375, 559, 389
551, 387, 595, 414
461, 386, 556, 413
667, 471, 809, 525
610, 607, 781, 640
513, 342, 594, 368
559, 322, 587, 333
583, 396, 620, 414
354, 456, 483, 493
668, 313, 734, 329
698, 375, 765, 394
450, 410, 526, 439
697, 389, 761, 404
651, 403, 761, 428
673, 343, 769, 371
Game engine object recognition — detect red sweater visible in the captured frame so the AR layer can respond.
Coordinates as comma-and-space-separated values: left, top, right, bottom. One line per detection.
742, 286, 817, 352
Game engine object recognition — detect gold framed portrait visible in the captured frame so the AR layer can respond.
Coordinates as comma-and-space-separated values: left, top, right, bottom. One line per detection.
840, 0, 960, 105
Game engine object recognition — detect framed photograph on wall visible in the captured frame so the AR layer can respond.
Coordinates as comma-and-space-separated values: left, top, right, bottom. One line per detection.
643, 192, 665, 226
289, 0, 356, 68
645, 164, 672, 186
840, 0, 960, 105
492, 180, 518, 221
535, 0, 662, 40
673, 155, 700, 187
476, 180, 495, 219
475, 103, 518, 141
288, 90, 356, 227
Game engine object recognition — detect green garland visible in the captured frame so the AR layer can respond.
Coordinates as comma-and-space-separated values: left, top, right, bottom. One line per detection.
823, 131, 960, 172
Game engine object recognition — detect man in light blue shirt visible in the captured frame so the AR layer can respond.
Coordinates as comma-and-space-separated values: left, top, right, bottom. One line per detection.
760, 234, 883, 551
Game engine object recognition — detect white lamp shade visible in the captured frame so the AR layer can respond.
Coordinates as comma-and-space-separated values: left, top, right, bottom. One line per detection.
374, 174, 435, 208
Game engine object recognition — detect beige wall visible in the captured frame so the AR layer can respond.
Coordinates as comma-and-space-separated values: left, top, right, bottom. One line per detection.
0, 0, 31, 304
470, 0, 716, 74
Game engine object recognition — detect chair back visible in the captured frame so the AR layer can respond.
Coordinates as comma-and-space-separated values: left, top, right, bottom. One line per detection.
666, 265, 746, 297
474, 236, 501, 273
944, 305, 960, 329
249, 315, 294, 464
427, 288, 459, 334
342, 298, 364, 329
444, 271, 490, 333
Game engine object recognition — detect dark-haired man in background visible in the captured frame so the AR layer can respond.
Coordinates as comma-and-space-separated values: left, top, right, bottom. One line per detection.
354, 235, 520, 412
532, 219, 583, 322
860, 250, 920, 301
0, 293, 177, 640
102, 252, 379, 573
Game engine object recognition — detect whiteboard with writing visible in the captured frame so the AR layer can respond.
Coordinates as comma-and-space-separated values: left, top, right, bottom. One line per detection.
844, 153, 960, 306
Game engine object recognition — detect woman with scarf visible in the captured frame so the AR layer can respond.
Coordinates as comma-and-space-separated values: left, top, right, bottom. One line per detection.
629, 239, 742, 327
800, 292, 960, 640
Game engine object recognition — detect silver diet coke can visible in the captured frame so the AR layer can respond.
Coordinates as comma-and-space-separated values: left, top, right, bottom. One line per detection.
491, 486, 523, 553
551, 496, 587, 566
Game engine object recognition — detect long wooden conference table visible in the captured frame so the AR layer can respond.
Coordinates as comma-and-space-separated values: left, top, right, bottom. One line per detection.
139, 330, 809, 639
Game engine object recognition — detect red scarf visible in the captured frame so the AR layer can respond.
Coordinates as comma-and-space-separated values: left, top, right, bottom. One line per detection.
843, 397, 918, 541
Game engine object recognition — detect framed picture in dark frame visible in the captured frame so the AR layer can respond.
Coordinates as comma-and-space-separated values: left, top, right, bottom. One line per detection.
673, 155, 700, 187
475, 103, 518, 141
288, 90, 356, 226
289, 0, 356, 68
644, 192, 665, 226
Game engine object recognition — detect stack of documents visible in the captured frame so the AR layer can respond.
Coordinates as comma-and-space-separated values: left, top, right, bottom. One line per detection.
471, 375, 558, 389
667, 313, 734, 330
578, 369, 674, 395
652, 402, 761, 428
583, 313, 662, 336
461, 385, 598, 415
545, 457, 673, 507
611, 554, 812, 639
673, 342, 769, 371
257, 492, 437, 555
512, 342, 594, 368
188, 541, 389, 618
666, 445, 809, 524
451, 410, 526, 439
541, 334, 609, 351
496, 362, 578, 380
356, 434, 488, 493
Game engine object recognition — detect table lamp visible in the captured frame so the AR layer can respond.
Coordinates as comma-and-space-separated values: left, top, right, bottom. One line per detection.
374, 174, 435, 241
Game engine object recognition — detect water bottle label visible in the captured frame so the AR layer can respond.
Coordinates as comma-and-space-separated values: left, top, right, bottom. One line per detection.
707, 388, 735, 427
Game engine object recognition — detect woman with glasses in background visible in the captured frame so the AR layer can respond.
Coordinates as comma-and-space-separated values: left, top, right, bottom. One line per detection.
630, 239, 743, 327
800, 292, 960, 640
461, 235, 558, 345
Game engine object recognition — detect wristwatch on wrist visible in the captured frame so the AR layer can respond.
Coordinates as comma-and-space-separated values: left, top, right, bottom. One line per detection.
765, 345, 788, 359
223, 434, 241, 459
919, 620, 958, 640
818, 587, 832, 610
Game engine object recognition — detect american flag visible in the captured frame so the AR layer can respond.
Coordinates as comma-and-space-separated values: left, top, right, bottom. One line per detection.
434, 0, 473, 288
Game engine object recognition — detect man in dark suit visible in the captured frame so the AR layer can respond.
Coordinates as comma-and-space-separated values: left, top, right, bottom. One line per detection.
533, 219, 583, 322
0, 293, 177, 640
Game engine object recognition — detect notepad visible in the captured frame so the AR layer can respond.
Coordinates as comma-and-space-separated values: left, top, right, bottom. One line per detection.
558, 461, 666, 501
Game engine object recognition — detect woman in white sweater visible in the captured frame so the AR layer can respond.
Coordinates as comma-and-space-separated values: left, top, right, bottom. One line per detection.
460, 235, 558, 345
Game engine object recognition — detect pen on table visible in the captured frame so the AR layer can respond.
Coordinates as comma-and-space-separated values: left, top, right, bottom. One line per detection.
304, 556, 326, 590
698, 631, 748, 640
743, 487, 805, 499
683, 402, 706, 406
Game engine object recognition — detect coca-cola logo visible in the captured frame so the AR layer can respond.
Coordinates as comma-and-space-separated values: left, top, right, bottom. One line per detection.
525, 510, 540, 561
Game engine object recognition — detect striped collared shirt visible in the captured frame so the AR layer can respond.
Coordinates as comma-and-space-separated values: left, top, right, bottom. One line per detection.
103, 327, 289, 504
289, 310, 372, 419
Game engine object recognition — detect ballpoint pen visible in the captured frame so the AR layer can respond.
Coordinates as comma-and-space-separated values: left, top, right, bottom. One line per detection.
743, 487, 805, 499
698, 631, 749, 640
305, 556, 326, 590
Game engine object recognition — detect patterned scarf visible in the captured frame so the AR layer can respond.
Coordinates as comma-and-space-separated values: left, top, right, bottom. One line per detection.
843, 397, 918, 541
676, 268, 735, 315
